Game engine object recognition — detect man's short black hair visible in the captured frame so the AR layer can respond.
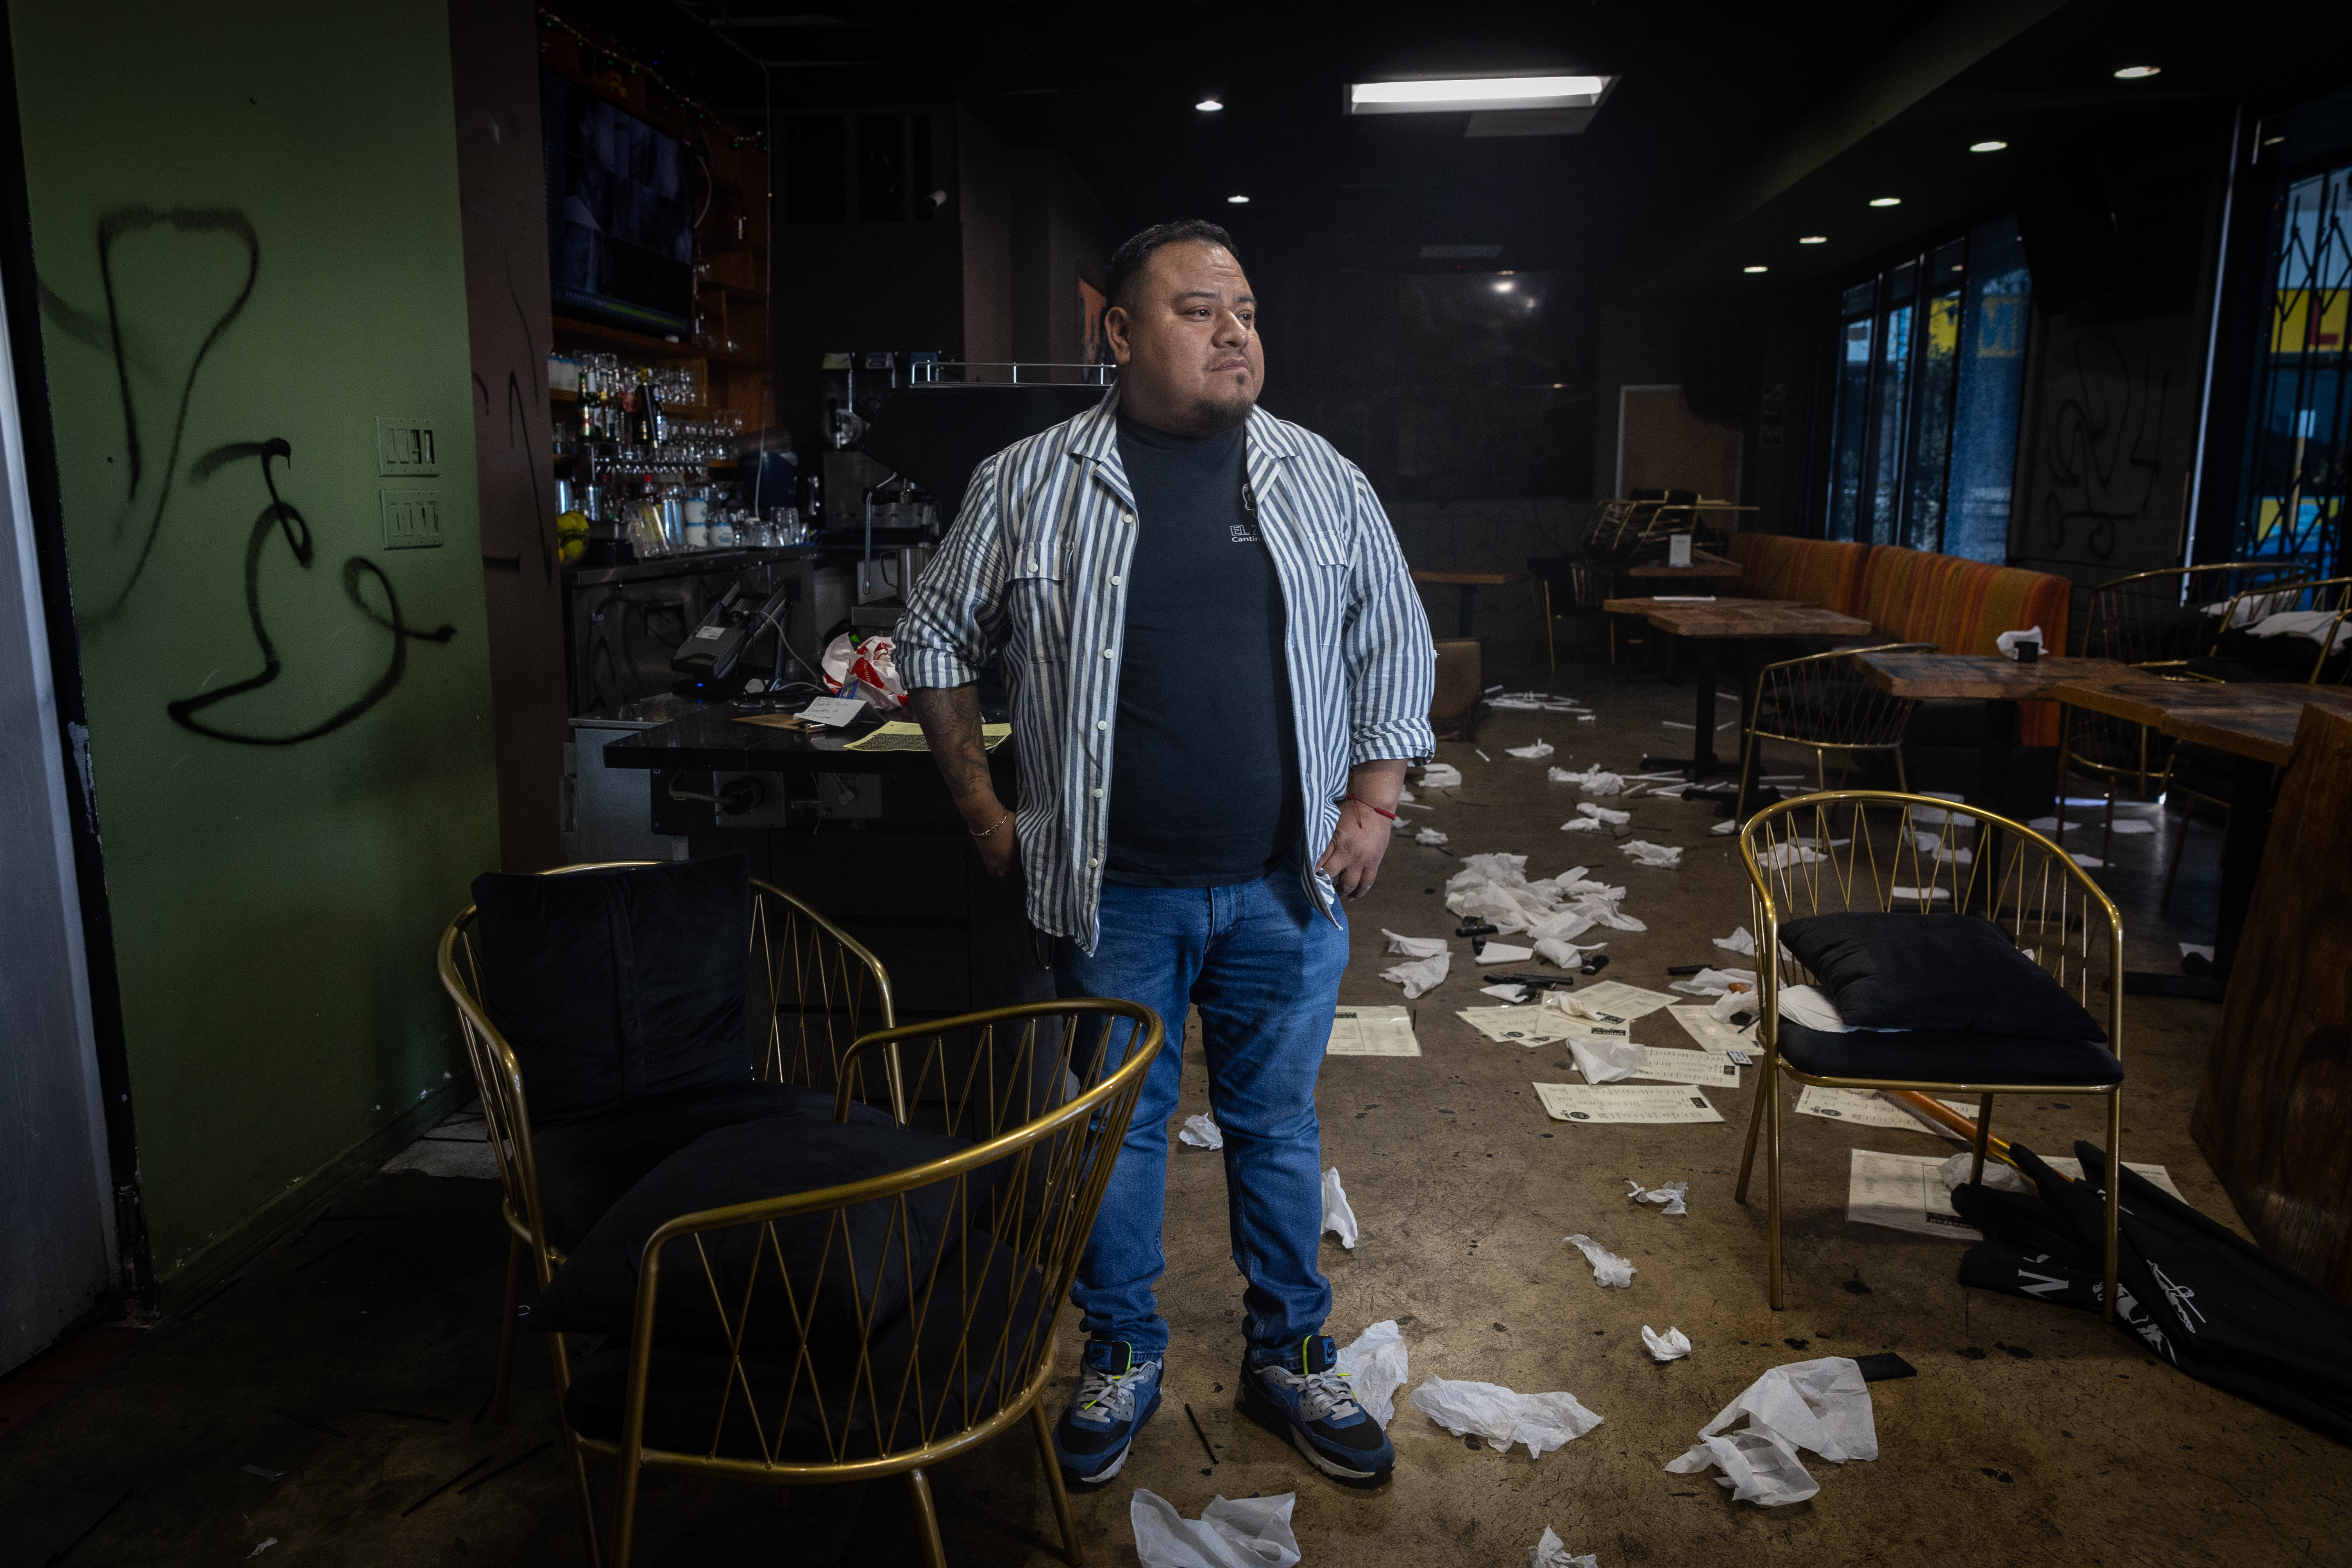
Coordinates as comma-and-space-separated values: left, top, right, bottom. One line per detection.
1105, 220, 1239, 312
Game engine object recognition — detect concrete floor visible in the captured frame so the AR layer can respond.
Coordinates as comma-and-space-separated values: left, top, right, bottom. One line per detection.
5, 658, 2347, 1568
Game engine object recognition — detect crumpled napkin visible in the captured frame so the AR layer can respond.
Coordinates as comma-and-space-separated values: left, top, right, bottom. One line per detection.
1713, 926, 1759, 956
1381, 929, 1447, 957
1408, 1375, 1603, 1457
1132, 1491, 1301, 1568
1415, 827, 1449, 846
1530, 1526, 1600, 1568
1335, 1320, 1408, 1426
1534, 937, 1604, 969
1506, 740, 1555, 759
1419, 762, 1463, 788
1381, 951, 1449, 998
1996, 625, 2044, 660
1178, 1113, 1223, 1149
1642, 1325, 1693, 1362
1621, 840, 1682, 867
1561, 816, 1605, 833
1937, 1149, 2033, 1194
1626, 1178, 1689, 1216
1708, 987, 1757, 1023
1481, 982, 1529, 1003
1670, 966, 1757, 996
1569, 1037, 1646, 1083
1577, 801, 1631, 826
1710, 818, 1739, 835
1322, 1166, 1359, 1249
1475, 942, 1535, 966
1564, 1232, 1635, 1287
1550, 764, 1626, 795
1663, 1357, 1879, 1506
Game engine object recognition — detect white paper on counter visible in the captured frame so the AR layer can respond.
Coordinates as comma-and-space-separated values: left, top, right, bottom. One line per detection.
1327, 1005, 1422, 1057
1626, 1178, 1690, 1216
1178, 1113, 1223, 1150
1663, 1357, 1878, 1507
1322, 1166, 1359, 1249
1642, 1325, 1693, 1362
1535, 1083, 1725, 1124
1334, 1320, 1408, 1427
1131, 1491, 1301, 1568
1408, 1375, 1603, 1457
1380, 929, 1448, 958
1564, 1232, 1635, 1287
1381, 951, 1450, 999
1530, 1526, 1601, 1568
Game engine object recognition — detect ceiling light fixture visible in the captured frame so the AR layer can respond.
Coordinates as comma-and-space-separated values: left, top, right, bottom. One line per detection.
1196, 96, 1223, 111
1970, 139, 2008, 152
2113, 64, 2161, 79
1227, 194, 1250, 204
1743, 265, 1768, 274
1869, 196, 1902, 207
1494, 280, 1515, 292
1799, 235, 1828, 245
1347, 74, 1612, 115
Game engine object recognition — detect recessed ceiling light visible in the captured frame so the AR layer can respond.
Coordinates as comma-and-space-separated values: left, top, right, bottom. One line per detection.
1494, 279, 1516, 292
1743, 265, 1768, 274
1869, 196, 1902, 207
1196, 97, 1224, 112
1227, 194, 1250, 204
1970, 139, 2008, 152
1799, 235, 1828, 245
1347, 74, 1612, 115
2113, 64, 2161, 79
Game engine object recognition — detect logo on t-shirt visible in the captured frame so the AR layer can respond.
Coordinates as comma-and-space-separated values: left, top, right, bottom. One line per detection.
1229, 522, 1261, 544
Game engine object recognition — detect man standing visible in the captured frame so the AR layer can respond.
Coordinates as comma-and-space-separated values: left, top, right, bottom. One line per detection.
897, 220, 1433, 1490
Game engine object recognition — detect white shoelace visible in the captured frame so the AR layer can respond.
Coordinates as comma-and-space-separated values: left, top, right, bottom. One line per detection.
1267, 1364, 1362, 1425
1075, 1359, 1157, 1423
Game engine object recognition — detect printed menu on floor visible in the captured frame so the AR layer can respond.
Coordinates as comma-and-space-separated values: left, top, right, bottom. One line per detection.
1794, 1085, 1977, 1132
1668, 1004, 1759, 1055
1626, 1046, 1741, 1088
1533, 1082, 1726, 1124
1457, 1006, 1630, 1045
1566, 979, 1681, 1020
1327, 1005, 1422, 1057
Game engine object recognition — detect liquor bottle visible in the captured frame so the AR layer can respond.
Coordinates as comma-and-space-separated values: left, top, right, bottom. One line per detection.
646, 370, 667, 447
579, 364, 605, 445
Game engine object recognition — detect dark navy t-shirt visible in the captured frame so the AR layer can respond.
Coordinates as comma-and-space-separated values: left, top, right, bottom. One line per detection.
1102, 412, 1303, 887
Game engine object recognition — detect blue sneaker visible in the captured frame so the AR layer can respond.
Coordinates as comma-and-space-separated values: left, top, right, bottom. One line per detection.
1238, 1334, 1395, 1488
1052, 1340, 1164, 1489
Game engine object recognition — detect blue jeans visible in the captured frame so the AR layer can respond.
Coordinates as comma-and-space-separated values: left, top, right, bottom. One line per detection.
1055, 865, 1347, 1359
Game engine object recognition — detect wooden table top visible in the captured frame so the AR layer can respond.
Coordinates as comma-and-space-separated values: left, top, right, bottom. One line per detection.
1601, 596, 1870, 638
1412, 570, 1511, 586
1859, 653, 2133, 700
2052, 677, 2352, 765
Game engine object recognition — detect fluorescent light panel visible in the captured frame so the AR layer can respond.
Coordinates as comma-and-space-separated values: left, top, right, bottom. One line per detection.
1349, 74, 1611, 115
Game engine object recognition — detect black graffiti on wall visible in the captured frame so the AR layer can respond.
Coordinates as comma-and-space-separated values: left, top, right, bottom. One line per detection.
2033, 331, 2174, 563
43, 205, 456, 744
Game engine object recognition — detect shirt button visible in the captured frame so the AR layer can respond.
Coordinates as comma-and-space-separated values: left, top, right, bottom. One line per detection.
1091, 787, 1105, 799
1096, 719, 1108, 730
1101, 647, 1114, 658
1109, 574, 1122, 585
1121, 512, 1134, 524
1087, 857, 1100, 868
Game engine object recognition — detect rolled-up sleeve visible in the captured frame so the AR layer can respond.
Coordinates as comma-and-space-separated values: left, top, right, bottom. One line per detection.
896, 453, 1009, 690
1340, 466, 1437, 764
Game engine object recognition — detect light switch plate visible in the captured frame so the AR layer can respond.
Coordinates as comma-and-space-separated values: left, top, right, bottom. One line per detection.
377, 417, 439, 477
381, 489, 444, 549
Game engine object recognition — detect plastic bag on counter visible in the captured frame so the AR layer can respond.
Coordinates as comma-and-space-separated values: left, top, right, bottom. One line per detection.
820, 633, 908, 709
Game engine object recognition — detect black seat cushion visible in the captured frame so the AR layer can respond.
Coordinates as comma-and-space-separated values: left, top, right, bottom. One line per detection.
531, 1082, 895, 1251
473, 855, 755, 1127
563, 1229, 1042, 1461
526, 1115, 1005, 1359
1780, 912, 2107, 1042
1776, 1019, 2122, 1087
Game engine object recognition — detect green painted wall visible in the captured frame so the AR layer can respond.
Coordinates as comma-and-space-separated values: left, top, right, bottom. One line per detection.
9, 2, 500, 1299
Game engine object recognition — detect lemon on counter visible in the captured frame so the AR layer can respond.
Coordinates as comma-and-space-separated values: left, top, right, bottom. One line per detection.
557, 509, 590, 564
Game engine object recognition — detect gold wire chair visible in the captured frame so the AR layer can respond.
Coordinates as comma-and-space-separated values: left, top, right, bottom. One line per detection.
1732, 791, 2125, 1318
577, 999, 1164, 1568
440, 865, 900, 1442
1732, 642, 1934, 820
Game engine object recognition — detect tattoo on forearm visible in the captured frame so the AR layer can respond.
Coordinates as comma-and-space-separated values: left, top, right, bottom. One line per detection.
910, 685, 995, 809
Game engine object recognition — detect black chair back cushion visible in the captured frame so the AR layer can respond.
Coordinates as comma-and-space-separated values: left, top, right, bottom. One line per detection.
1779, 911, 2106, 1042
525, 1116, 1003, 1361
473, 855, 755, 1127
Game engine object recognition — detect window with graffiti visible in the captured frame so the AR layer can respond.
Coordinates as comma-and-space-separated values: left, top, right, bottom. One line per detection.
2235, 161, 2350, 572
1822, 217, 2032, 561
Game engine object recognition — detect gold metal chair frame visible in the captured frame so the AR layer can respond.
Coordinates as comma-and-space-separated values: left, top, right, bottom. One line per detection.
587, 999, 1164, 1568
1732, 642, 1933, 821
1731, 791, 2125, 1321
438, 865, 898, 1490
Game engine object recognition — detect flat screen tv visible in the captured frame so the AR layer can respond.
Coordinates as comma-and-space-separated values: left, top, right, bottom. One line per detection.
542, 70, 694, 336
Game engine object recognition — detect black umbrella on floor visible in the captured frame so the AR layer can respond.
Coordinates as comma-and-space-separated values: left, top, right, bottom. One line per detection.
1953, 1140, 2352, 1448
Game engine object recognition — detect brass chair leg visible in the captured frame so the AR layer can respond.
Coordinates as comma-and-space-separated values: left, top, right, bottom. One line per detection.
1765, 1072, 1785, 1311
1032, 1394, 1085, 1566
2103, 1093, 2124, 1326
1734, 728, 1759, 823
1969, 1094, 1995, 1186
1733, 1067, 1768, 1202
906, 1466, 950, 1568
492, 1232, 524, 1425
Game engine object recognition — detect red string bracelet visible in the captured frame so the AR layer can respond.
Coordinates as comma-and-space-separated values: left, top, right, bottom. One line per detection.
1340, 793, 1398, 821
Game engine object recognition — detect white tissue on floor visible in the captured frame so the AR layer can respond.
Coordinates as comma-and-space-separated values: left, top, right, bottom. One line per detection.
1380, 929, 1448, 958
1564, 1232, 1635, 1287
1713, 926, 1758, 955
1708, 987, 1755, 1023
1710, 818, 1739, 835
1534, 937, 1604, 969
1408, 1375, 1603, 1457
1662, 1357, 1879, 1507
1577, 801, 1631, 826
1670, 966, 1757, 996
1570, 1037, 1646, 1083
1621, 840, 1682, 867
1420, 762, 1463, 788
1322, 1166, 1359, 1249
1530, 1526, 1601, 1568
1642, 1325, 1693, 1362
1507, 740, 1555, 759
1626, 1178, 1690, 1216
1131, 1491, 1301, 1568
1937, 1150, 2034, 1194
1335, 1320, 1408, 1427
1551, 764, 1626, 795
1562, 817, 1604, 833
1446, 852, 1639, 937
1416, 827, 1450, 846
1178, 1113, 1223, 1150
1381, 950, 1450, 998
1475, 942, 1535, 966
1481, 982, 1530, 1003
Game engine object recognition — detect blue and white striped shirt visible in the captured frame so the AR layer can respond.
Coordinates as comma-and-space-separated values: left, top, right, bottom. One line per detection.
896, 388, 1436, 950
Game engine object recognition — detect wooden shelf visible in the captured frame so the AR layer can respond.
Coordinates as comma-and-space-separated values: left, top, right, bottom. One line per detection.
551, 313, 767, 367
